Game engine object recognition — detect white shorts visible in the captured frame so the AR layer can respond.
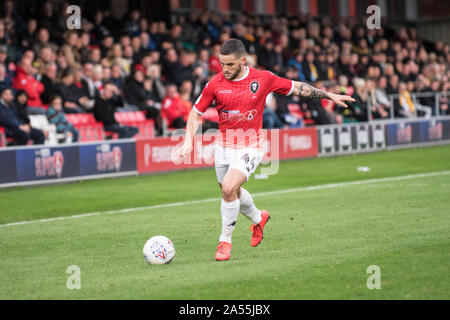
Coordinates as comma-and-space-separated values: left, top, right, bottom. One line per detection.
214, 144, 264, 183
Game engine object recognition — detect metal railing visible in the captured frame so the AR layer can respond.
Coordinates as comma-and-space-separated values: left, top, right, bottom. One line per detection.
366, 91, 449, 122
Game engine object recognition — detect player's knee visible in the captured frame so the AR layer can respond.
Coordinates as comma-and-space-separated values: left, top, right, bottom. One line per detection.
221, 183, 237, 201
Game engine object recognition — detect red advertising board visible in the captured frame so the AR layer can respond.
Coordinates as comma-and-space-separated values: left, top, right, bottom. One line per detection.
136, 128, 318, 173
136, 134, 216, 173
279, 127, 318, 159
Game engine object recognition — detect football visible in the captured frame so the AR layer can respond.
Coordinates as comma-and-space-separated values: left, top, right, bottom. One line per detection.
143, 235, 176, 265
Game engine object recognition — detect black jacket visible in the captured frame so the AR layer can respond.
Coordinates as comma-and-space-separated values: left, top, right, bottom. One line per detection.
80, 78, 100, 100
40, 75, 60, 105
123, 78, 152, 107
0, 100, 22, 135
93, 95, 123, 126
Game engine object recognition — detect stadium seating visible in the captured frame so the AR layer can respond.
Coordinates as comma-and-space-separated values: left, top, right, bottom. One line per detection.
287, 103, 314, 126
65, 111, 155, 142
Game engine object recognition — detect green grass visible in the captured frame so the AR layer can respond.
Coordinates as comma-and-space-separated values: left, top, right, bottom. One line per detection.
0, 145, 449, 299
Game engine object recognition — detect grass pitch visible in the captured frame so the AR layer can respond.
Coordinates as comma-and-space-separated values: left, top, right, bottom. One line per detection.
0, 145, 449, 299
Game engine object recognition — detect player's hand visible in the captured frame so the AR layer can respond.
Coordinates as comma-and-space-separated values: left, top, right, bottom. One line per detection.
174, 143, 193, 161
326, 92, 355, 107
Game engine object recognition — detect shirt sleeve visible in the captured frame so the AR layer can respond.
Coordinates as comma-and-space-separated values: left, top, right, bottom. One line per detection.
193, 81, 215, 115
266, 71, 295, 96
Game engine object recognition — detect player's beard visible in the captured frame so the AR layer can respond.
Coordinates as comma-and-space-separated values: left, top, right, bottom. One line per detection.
226, 65, 242, 80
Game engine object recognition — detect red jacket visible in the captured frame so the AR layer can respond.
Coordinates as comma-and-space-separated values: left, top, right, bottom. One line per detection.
209, 56, 222, 74
161, 96, 189, 125
12, 66, 45, 109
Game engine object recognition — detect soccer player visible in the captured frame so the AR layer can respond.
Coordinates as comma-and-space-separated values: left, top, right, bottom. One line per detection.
175, 39, 355, 261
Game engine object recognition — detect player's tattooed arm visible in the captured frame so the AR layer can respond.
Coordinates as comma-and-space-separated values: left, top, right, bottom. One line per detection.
292, 81, 329, 99
292, 81, 356, 107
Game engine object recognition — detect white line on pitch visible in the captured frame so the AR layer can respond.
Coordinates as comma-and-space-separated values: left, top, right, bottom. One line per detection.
1, 170, 449, 229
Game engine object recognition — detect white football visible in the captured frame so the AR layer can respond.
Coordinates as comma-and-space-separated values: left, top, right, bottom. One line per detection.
143, 235, 175, 265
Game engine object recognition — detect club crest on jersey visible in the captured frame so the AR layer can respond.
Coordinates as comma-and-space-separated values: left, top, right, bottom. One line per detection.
249, 81, 259, 95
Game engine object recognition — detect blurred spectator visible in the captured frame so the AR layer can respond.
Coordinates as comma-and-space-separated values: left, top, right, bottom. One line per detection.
62, 32, 81, 69
93, 82, 138, 139
100, 36, 114, 60
122, 45, 134, 75
19, 18, 37, 49
123, 10, 140, 36
73, 68, 95, 112
110, 63, 124, 90
195, 48, 210, 78
33, 28, 55, 56
191, 65, 208, 102
92, 64, 103, 91
2, 0, 25, 37
303, 50, 320, 83
123, 68, 162, 135
439, 81, 449, 115
161, 84, 189, 129
147, 63, 166, 103
0, 45, 12, 78
46, 95, 79, 143
257, 39, 277, 71
179, 79, 193, 108
209, 43, 222, 75
398, 82, 431, 118
386, 74, 399, 94
287, 54, 306, 82
38, 1, 64, 43
416, 77, 434, 111
80, 61, 100, 101
12, 56, 45, 114
93, 11, 111, 43
57, 69, 87, 114
162, 49, 192, 86
0, 88, 45, 145
367, 78, 389, 119
0, 20, 16, 63
0, 63, 12, 93
34, 45, 54, 75
40, 62, 59, 105
263, 93, 285, 129
374, 76, 392, 118
343, 78, 369, 122
78, 32, 91, 63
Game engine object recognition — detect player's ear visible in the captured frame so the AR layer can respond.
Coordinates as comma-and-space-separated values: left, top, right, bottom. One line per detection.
241, 55, 247, 65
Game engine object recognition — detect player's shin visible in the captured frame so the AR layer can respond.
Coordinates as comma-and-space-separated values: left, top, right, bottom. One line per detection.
239, 187, 262, 225
219, 198, 240, 243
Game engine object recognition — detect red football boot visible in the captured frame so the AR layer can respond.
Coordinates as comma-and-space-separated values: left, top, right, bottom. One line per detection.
215, 241, 232, 261
249, 210, 271, 247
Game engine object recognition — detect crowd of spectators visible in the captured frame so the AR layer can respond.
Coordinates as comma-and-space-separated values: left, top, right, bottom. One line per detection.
0, 0, 449, 146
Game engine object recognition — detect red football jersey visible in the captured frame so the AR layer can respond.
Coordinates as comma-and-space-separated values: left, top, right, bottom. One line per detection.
193, 66, 294, 149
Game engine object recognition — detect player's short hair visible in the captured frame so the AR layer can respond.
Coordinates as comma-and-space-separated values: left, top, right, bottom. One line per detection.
220, 39, 246, 58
